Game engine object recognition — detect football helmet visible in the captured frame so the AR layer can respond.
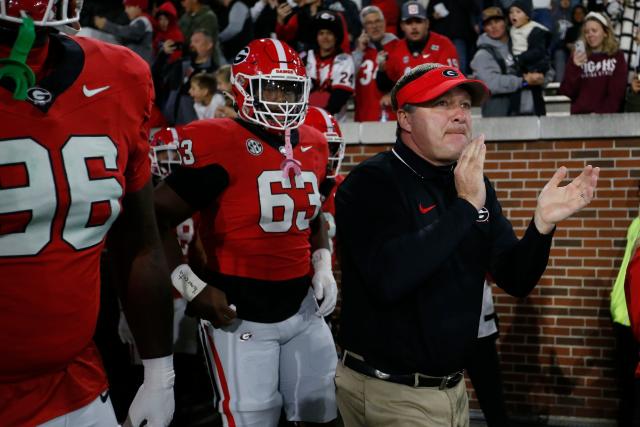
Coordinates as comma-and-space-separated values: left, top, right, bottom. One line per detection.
149, 127, 181, 179
304, 106, 345, 178
231, 38, 310, 131
0, 0, 83, 27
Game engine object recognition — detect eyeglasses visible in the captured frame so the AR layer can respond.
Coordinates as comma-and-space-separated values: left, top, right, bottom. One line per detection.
364, 18, 384, 27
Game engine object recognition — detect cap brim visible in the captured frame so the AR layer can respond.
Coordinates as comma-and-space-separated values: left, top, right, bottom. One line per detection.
408, 78, 490, 107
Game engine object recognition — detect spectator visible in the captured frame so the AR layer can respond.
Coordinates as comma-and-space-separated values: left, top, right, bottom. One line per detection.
625, 69, 640, 112
334, 62, 599, 426
550, 0, 573, 81
154, 29, 218, 125
353, 6, 398, 121
306, 10, 356, 118
251, 0, 280, 38
509, 0, 551, 115
214, 65, 238, 118
564, 4, 587, 50
94, 0, 154, 64
324, 0, 363, 49
532, 0, 553, 29
426, 0, 481, 74
189, 73, 226, 119
153, 1, 184, 64
470, 6, 546, 117
276, 0, 351, 53
606, 0, 640, 83
217, 0, 255, 62
559, 11, 628, 114
179, 0, 224, 64
376, 1, 459, 100
361, 0, 400, 35
611, 206, 640, 427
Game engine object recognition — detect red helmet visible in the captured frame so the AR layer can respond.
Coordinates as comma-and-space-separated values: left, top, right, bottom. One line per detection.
149, 127, 181, 179
304, 106, 345, 178
231, 38, 310, 131
1, 0, 82, 27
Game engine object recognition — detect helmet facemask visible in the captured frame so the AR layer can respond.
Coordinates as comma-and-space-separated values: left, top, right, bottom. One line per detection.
149, 144, 181, 179
234, 70, 310, 131
0, 0, 83, 28
326, 133, 345, 178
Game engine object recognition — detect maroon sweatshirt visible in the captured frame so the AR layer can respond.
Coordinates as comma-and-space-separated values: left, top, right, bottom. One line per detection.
559, 50, 628, 114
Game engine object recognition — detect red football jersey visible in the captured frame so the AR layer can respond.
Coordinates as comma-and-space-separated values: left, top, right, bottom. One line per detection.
354, 40, 399, 122
0, 35, 153, 425
384, 32, 459, 83
178, 119, 329, 281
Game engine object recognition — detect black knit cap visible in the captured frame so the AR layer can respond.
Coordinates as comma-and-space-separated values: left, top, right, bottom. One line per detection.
509, 0, 533, 18
313, 10, 344, 48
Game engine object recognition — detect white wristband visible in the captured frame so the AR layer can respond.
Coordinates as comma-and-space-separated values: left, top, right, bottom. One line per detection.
170, 264, 207, 301
312, 248, 332, 273
141, 355, 175, 389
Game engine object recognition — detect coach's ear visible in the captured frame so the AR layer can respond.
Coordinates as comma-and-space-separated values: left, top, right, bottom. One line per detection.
397, 108, 412, 134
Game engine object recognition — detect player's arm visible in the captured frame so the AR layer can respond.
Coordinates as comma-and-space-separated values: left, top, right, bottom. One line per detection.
106, 180, 175, 427
154, 166, 237, 327
310, 212, 338, 316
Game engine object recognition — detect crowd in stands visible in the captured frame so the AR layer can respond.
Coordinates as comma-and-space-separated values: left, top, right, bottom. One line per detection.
78, 0, 640, 127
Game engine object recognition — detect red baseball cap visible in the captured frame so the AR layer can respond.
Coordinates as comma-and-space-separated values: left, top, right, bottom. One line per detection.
394, 64, 489, 109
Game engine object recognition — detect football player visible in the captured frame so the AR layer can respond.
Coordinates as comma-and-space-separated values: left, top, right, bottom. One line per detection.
303, 106, 345, 258
0, 2, 175, 426
154, 38, 339, 427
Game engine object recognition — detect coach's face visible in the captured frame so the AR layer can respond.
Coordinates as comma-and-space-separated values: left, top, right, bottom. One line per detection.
398, 87, 472, 166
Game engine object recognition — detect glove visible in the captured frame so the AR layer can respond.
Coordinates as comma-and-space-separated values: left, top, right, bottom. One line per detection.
117, 312, 135, 346
311, 248, 338, 317
127, 355, 175, 427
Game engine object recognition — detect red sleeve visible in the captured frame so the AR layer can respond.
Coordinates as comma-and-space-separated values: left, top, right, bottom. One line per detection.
598, 51, 628, 113
276, 14, 299, 43
124, 57, 154, 193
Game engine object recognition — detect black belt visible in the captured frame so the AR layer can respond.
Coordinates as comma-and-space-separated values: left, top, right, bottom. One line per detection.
342, 351, 464, 390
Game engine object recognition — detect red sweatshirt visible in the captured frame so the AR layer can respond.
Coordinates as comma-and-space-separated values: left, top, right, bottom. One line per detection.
559, 50, 628, 114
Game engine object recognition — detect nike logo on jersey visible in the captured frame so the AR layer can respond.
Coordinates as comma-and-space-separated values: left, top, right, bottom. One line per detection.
419, 203, 436, 214
83, 85, 110, 97
301, 146, 313, 152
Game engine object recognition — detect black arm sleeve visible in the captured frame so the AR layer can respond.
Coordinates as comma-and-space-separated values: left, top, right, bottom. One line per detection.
164, 164, 229, 210
376, 69, 394, 93
325, 89, 352, 115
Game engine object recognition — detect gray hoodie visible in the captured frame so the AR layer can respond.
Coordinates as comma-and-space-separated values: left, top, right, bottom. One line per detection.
470, 32, 534, 116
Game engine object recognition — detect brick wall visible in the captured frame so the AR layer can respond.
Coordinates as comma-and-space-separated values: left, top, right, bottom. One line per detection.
338, 138, 640, 421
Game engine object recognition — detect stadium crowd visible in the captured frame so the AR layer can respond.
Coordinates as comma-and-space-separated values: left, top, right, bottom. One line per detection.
80, 0, 640, 123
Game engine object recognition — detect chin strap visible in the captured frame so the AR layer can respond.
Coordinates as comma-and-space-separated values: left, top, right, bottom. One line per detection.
0, 15, 36, 100
280, 128, 302, 177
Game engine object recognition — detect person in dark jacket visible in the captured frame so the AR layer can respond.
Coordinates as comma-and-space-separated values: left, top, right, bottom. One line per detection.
217, 0, 255, 62
334, 63, 600, 426
470, 6, 546, 117
153, 1, 184, 64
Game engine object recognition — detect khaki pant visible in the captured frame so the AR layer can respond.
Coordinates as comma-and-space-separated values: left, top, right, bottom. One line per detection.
335, 361, 469, 427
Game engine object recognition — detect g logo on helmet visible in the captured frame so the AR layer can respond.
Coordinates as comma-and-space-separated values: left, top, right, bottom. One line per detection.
442, 69, 459, 78
27, 87, 53, 105
233, 47, 250, 65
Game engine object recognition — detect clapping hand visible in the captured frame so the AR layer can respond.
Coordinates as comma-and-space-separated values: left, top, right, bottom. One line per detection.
534, 165, 600, 234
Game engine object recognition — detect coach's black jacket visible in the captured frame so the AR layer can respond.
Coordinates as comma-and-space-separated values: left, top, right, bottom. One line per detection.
336, 139, 553, 376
